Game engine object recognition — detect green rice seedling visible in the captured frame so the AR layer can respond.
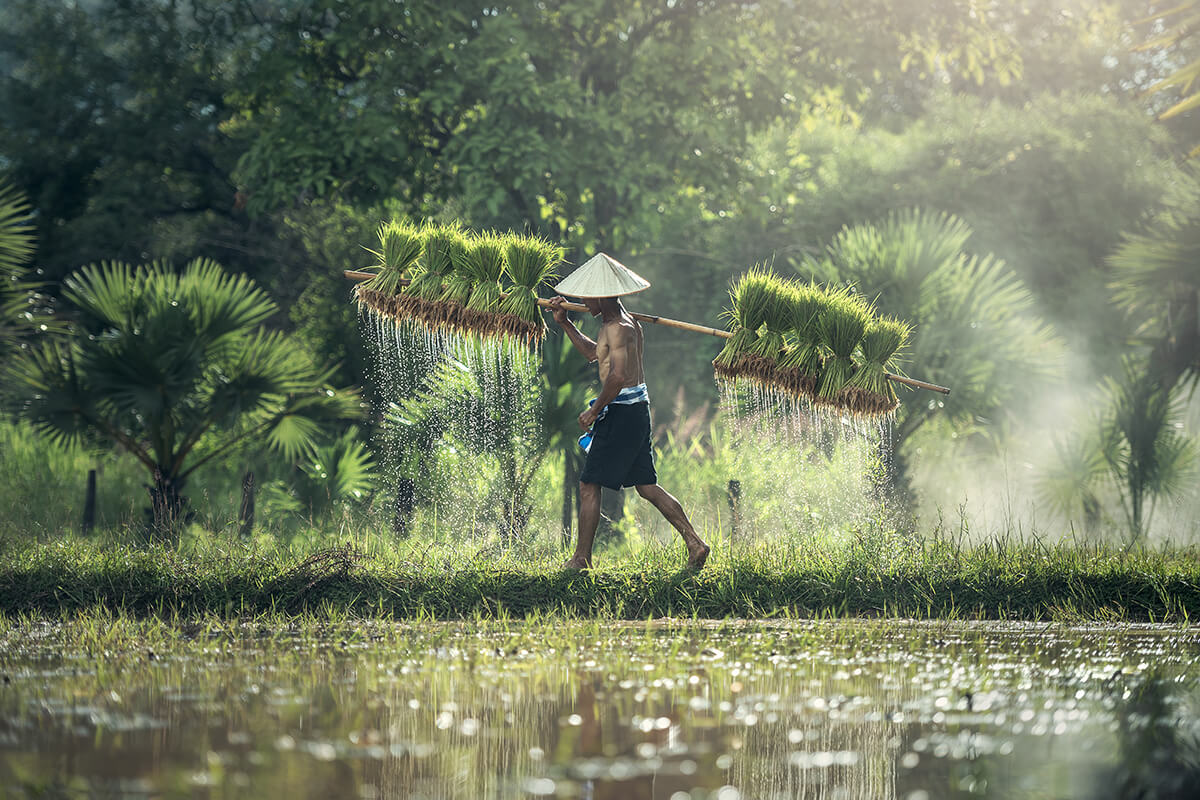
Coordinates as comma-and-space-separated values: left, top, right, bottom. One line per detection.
405, 223, 466, 327
461, 233, 509, 335
713, 266, 775, 382
816, 287, 873, 403
846, 316, 912, 416
356, 220, 425, 321
776, 281, 825, 399
439, 232, 481, 333
745, 277, 796, 385
498, 234, 563, 344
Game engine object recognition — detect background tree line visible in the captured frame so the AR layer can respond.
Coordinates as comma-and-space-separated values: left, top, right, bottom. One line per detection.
0, 0, 1196, 540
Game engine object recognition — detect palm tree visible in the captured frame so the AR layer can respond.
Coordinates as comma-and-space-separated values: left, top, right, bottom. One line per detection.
0, 180, 59, 369
8, 258, 362, 536
794, 209, 1064, 498
1109, 178, 1200, 394
1134, 2, 1200, 156
1102, 358, 1197, 541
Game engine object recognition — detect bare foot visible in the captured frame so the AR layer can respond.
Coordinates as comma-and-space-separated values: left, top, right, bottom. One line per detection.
686, 542, 710, 571
562, 556, 592, 571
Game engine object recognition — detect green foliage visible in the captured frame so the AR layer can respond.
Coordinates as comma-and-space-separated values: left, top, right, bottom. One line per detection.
847, 316, 912, 404
0, 0, 248, 278
0, 419, 144, 537
6, 258, 362, 533
815, 287, 873, 400
1132, 0, 1200, 153
796, 209, 1062, 497
1101, 359, 1198, 541
288, 426, 377, 519
716, 93, 1181, 369
1038, 358, 1198, 541
362, 220, 424, 296
1109, 175, 1200, 392
384, 343, 547, 540
0, 179, 60, 371
5, 530, 1200, 620
497, 234, 563, 342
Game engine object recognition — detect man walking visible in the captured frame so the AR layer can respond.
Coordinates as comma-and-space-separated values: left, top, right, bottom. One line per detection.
548, 253, 710, 571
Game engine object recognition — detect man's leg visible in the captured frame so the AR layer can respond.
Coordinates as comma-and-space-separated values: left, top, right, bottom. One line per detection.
564, 481, 602, 569
635, 484, 710, 569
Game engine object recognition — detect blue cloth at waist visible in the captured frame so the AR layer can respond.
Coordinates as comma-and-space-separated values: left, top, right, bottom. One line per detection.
579, 383, 649, 452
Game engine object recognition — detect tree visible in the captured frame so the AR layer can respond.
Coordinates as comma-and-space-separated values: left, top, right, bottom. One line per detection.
794, 209, 1064, 499
221, 0, 1041, 248
1101, 359, 1197, 541
1042, 358, 1197, 541
8, 258, 361, 535
1131, 0, 1200, 155
1109, 175, 1200, 394
0, 180, 60, 371
0, 0, 251, 279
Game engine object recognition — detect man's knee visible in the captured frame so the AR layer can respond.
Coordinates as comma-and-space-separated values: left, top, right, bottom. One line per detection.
579, 481, 602, 501
635, 483, 659, 500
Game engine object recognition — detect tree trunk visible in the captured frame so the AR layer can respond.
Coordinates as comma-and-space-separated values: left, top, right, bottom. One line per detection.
81, 469, 97, 536
147, 468, 187, 541
238, 470, 256, 539
727, 479, 742, 540
392, 478, 416, 537
561, 450, 578, 548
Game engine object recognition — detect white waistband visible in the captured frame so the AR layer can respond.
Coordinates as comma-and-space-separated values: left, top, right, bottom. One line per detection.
611, 383, 649, 405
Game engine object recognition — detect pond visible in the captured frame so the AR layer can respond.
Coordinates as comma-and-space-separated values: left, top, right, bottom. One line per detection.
2, 618, 1198, 799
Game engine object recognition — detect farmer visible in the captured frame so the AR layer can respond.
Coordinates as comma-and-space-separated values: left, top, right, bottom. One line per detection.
547, 253, 710, 571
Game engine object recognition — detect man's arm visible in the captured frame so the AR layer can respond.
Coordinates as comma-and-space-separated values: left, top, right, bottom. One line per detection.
548, 296, 598, 362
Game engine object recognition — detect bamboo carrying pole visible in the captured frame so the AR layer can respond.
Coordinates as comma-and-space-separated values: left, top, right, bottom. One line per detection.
344, 270, 950, 395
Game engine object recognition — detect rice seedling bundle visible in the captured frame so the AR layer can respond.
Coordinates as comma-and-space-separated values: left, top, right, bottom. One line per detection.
845, 316, 911, 416
745, 278, 795, 368
402, 223, 466, 327
775, 281, 825, 398
499, 234, 564, 344
356, 220, 425, 321
461, 233, 509, 335
816, 287, 873, 402
438, 233, 483, 333
713, 267, 776, 383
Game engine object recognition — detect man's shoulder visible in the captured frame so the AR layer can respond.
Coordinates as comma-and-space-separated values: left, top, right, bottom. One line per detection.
603, 317, 638, 335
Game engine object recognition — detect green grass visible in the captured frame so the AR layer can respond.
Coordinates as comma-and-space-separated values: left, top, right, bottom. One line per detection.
3, 528, 1198, 622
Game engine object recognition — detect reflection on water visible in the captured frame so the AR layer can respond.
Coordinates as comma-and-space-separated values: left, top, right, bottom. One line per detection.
2, 620, 1199, 799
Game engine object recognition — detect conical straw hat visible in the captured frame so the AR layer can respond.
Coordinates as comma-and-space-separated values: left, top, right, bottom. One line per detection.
553, 252, 651, 298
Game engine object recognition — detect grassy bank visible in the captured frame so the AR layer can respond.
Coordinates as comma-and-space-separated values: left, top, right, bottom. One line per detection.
2, 530, 1199, 621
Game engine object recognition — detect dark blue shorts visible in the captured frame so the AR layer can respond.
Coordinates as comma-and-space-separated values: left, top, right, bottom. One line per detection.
580, 402, 657, 490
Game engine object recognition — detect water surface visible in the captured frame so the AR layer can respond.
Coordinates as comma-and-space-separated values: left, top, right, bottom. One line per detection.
2, 619, 1198, 799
